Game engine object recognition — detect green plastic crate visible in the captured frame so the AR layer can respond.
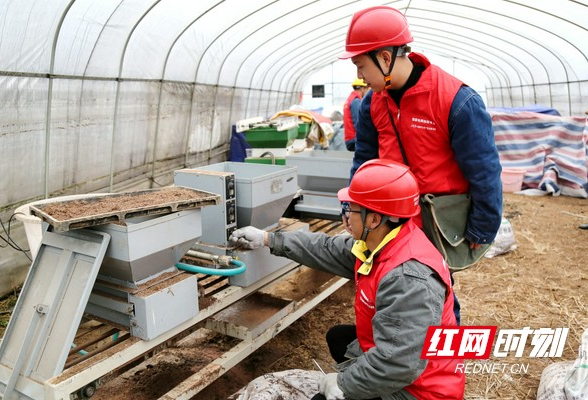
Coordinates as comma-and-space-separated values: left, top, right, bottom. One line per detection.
297, 123, 311, 139
244, 157, 286, 165
245, 126, 298, 148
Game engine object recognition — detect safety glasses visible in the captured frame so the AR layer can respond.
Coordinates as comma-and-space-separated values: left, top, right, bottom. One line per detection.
340, 203, 362, 219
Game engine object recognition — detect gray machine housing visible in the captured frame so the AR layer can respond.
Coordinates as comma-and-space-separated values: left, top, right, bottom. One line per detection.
286, 150, 353, 219
175, 162, 300, 287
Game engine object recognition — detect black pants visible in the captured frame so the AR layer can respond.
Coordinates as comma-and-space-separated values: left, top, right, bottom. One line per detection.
326, 324, 357, 363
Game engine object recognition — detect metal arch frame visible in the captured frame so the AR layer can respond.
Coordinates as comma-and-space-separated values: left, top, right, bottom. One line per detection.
43, 0, 166, 196
270, 37, 349, 115
58, 0, 226, 192
191, 0, 284, 83
275, 37, 500, 118
150, 1, 224, 178
107, 0, 165, 192
73, 0, 126, 194
287, 38, 509, 109
289, 49, 351, 107
197, 0, 331, 130
253, 24, 352, 113
408, 15, 558, 109
244, 1, 537, 115
267, 41, 341, 115
65, 0, 224, 191
254, 23, 351, 116
271, 25, 519, 112
413, 29, 528, 107
189, 0, 283, 163
247, 20, 352, 115
43, 0, 77, 199
230, 4, 355, 116
244, 10, 351, 117
413, 41, 513, 106
270, 53, 340, 117
290, 38, 508, 109
284, 31, 520, 116
94, 0, 585, 181
407, 0, 588, 71
291, 47, 507, 111
286, 2, 584, 114
262, 31, 346, 116
281, 0, 587, 115
277, 22, 516, 113
231, 0, 588, 115
411, 18, 545, 92
403, 1, 588, 114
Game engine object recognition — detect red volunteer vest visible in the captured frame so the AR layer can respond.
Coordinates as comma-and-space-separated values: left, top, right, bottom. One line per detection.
354, 220, 465, 399
370, 53, 469, 198
344, 91, 362, 142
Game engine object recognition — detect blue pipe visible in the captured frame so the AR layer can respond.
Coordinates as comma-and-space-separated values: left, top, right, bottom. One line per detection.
176, 259, 246, 276
72, 332, 120, 356
71, 344, 88, 356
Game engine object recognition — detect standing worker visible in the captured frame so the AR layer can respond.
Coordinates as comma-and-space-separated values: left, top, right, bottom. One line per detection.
343, 78, 369, 151
339, 6, 503, 323
340, 5, 502, 251
230, 159, 465, 400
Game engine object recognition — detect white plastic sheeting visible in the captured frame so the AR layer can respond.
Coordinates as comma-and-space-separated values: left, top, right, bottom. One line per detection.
0, 0, 587, 294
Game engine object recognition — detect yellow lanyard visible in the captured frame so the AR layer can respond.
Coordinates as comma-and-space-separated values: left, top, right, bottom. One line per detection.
351, 225, 402, 275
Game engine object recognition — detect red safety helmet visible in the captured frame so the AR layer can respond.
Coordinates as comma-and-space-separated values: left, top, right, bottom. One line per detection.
338, 159, 420, 218
339, 6, 413, 59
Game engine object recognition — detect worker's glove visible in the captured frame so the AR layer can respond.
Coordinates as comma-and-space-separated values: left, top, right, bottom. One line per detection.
229, 226, 266, 249
319, 373, 345, 400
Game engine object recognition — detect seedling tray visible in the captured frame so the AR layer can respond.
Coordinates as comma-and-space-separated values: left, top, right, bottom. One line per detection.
244, 126, 298, 148
297, 123, 310, 139
29, 186, 220, 232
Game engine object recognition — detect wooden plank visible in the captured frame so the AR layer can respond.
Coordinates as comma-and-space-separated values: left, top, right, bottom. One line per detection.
157, 275, 349, 400
205, 292, 294, 340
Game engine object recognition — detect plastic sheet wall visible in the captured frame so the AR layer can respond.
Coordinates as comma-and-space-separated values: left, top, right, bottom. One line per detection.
0, 75, 296, 296
0, 78, 295, 212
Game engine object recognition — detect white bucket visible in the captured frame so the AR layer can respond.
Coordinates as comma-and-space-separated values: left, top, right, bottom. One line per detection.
14, 193, 110, 260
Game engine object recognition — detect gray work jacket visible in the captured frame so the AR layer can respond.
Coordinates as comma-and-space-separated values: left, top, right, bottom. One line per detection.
270, 230, 446, 400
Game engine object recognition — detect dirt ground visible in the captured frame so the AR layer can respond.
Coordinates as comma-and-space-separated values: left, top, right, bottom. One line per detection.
1, 192, 587, 399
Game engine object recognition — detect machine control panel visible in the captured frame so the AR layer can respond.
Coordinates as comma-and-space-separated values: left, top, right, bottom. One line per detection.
173, 169, 238, 246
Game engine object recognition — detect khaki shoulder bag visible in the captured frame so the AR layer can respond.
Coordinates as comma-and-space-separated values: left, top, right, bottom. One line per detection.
386, 109, 490, 272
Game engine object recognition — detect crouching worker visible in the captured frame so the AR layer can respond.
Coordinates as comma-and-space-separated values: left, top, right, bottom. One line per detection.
229, 159, 465, 400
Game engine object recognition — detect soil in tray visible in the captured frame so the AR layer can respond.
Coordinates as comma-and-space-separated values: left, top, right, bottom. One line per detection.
33, 187, 217, 222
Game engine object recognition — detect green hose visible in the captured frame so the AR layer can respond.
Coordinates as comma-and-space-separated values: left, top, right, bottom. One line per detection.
176, 258, 246, 276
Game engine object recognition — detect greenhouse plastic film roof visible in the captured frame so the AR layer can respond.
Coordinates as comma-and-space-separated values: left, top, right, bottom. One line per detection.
0, 0, 587, 213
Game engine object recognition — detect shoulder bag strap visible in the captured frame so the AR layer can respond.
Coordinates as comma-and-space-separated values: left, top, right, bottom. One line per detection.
386, 107, 409, 166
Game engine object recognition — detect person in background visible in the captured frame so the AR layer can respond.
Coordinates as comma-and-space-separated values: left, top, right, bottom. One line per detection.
327, 110, 347, 151
230, 159, 465, 400
339, 6, 503, 323
343, 78, 369, 151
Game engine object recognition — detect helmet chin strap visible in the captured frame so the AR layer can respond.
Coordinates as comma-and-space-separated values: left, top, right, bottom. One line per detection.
360, 209, 391, 242
368, 46, 399, 90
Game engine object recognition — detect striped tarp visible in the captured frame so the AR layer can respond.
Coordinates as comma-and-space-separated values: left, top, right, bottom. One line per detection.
491, 111, 588, 198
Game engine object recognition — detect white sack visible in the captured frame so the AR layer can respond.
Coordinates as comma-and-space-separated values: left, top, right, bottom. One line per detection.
485, 218, 517, 258
229, 369, 323, 400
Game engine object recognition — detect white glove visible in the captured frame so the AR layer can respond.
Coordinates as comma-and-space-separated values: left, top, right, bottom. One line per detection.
319, 373, 345, 400
229, 226, 266, 249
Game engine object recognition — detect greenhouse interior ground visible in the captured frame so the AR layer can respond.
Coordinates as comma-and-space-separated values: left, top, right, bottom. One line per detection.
1, 1, 588, 399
